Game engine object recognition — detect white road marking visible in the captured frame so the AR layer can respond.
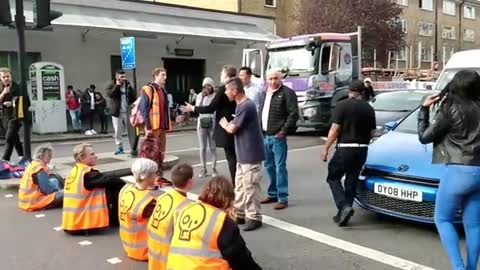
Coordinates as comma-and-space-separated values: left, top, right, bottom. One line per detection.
106, 257, 122, 264
78, 240, 93, 246
35, 214, 46, 218
166, 147, 199, 154
4, 194, 13, 198
320, 136, 327, 141
53, 226, 62, 231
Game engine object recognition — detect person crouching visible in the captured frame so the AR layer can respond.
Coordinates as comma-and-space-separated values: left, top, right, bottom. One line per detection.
119, 158, 158, 261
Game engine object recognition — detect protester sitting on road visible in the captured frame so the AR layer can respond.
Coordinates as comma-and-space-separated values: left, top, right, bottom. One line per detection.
166, 176, 262, 270
118, 158, 157, 261
62, 143, 125, 234
18, 144, 64, 211
147, 163, 195, 270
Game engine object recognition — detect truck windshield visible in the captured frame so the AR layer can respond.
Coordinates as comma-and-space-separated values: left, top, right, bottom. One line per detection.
267, 47, 315, 73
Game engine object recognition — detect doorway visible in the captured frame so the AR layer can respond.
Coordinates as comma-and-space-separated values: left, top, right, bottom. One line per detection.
163, 58, 205, 106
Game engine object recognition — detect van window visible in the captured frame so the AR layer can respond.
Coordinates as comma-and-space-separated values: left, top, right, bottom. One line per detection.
436, 68, 480, 90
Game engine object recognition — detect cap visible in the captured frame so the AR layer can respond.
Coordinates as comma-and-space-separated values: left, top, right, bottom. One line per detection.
349, 80, 364, 93
202, 77, 214, 87
363, 77, 372, 83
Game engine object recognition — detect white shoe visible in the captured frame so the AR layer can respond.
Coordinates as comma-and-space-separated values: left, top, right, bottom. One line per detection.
85, 130, 92, 135
90, 129, 97, 134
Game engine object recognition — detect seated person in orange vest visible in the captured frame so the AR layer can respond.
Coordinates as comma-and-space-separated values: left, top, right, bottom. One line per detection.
18, 144, 64, 211
62, 143, 126, 234
119, 158, 158, 261
147, 162, 195, 270
166, 176, 262, 270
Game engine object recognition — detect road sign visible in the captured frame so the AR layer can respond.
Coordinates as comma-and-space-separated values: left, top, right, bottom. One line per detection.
120, 37, 136, 70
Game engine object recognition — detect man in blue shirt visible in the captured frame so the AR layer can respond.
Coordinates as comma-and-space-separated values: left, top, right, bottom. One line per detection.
220, 77, 265, 232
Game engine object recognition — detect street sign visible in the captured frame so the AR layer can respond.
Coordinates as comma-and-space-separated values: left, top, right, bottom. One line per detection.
120, 37, 136, 70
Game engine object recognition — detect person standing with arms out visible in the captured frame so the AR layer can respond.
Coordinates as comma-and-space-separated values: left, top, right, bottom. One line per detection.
0, 67, 28, 162
138, 67, 171, 186
82, 84, 97, 135
239, 67, 262, 111
260, 69, 298, 210
418, 70, 480, 270
220, 77, 265, 231
65, 85, 81, 133
107, 70, 136, 154
181, 66, 237, 185
362, 78, 375, 101
322, 80, 376, 227
196, 77, 218, 178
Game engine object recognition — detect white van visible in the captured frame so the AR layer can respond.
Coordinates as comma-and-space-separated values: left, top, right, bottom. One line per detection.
434, 49, 480, 91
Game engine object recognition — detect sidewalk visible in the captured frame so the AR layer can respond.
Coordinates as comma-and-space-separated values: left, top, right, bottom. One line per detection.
0, 152, 180, 190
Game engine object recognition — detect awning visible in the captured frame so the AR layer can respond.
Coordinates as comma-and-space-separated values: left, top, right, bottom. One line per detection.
15, 3, 277, 42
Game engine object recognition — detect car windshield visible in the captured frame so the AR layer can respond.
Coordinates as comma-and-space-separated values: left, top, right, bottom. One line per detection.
394, 107, 437, 134
435, 68, 480, 90
370, 91, 427, 111
267, 47, 315, 73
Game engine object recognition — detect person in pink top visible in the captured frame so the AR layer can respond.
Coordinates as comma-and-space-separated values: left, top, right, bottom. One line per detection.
65, 85, 81, 133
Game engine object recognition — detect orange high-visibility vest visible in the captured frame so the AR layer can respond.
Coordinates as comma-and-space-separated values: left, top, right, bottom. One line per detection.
118, 184, 155, 261
18, 160, 55, 211
61, 163, 109, 231
166, 202, 231, 270
143, 86, 161, 131
147, 189, 192, 270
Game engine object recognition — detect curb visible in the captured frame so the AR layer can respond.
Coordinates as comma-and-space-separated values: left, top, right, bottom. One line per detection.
0, 155, 180, 190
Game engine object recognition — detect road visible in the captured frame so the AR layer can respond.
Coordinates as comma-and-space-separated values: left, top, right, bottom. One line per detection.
0, 131, 454, 270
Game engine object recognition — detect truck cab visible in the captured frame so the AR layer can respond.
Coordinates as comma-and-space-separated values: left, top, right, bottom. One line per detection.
243, 31, 360, 131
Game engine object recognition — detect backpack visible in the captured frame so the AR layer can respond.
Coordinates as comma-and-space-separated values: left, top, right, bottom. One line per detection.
130, 86, 153, 128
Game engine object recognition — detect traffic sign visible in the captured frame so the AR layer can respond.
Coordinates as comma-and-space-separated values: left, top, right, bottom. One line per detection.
120, 37, 136, 70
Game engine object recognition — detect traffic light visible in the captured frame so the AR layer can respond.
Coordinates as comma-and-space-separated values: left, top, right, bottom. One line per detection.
33, 0, 62, 29
0, 0, 12, 26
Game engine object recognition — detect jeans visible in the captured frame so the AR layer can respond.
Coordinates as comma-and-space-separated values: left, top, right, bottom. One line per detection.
2, 119, 23, 161
69, 109, 81, 131
435, 164, 480, 270
326, 147, 368, 210
264, 135, 288, 202
112, 112, 128, 146
197, 123, 217, 171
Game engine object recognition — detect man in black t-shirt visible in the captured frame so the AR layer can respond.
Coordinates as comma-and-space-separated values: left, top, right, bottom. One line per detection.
322, 80, 376, 227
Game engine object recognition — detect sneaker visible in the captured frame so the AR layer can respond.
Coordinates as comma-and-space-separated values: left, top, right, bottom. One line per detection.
243, 220, 262, 231
338, 207, 355, 227
332, 210, 341, 223
85, 130, 92, 135
212, 168, 219, 177
90, 129, 97, 135
199, 169, 208, 178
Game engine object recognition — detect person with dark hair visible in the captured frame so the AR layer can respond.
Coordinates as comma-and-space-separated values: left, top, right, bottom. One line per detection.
239, 66, 262, 111
220, 77, 265, 231
81, 84, 97, 135
418, 70, 480, 270
94, 92, 108, 134
167, 176, 262, 270
66, 85, 81, 133
107, 70, 136, 154
181, 65, 238, 186
322, 80, 376, 227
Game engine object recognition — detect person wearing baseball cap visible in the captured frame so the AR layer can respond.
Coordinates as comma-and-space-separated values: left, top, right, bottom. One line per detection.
362, 77, 375, 101
321, 80, 376, 227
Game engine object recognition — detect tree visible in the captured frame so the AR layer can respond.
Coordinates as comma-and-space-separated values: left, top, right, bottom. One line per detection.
297, 0, 405, 67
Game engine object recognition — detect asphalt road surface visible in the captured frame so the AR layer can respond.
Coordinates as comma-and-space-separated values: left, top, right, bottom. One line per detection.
0, 130, 457, 270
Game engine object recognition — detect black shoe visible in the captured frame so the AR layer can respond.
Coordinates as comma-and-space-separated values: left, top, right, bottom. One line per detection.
332, 210, 341, 223
243, 220, 262, 231
338, 207, 355, 227
235, 218, 246, 225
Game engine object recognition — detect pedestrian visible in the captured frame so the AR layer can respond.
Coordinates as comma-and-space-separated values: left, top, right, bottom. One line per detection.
220, 77, 265, 231
180, 65, 237, 185
147, 163, 195, 270
94, 92, 108, 134
138, 67, 171, 186
118, 158, 157, 261
62, 143, 126, 234
362, 78, 375, 101
107, 70, 136, 154
18, 144, 63, 211
188, 88, 197, 104
166, 175, 262, 270
81, 84, 97, 135
322, 80, 376, 226
0, 67, 28, 163
239, 66, 262, 111
260, 69, 299, 210
196, 77, 218, 178
65, 85, 81, 133
418, 70, 480, 270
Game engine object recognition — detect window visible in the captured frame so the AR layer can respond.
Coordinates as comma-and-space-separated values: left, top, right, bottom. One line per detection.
464, 29, 475, 42
442, 25, 456, 40
443, 1, 456, 16
394, 0, 408, 6
396, 48, 406, 60
400, 19, 408, 33
265, 0, 276, 7
419, 0, 433, 11
0, 51, 41, 83
421, 47, 432, 61
464, 5, 476, 19
418, 22, 434, 36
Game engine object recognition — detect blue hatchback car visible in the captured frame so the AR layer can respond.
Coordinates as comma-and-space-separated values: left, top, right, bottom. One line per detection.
355, 105, 461, 224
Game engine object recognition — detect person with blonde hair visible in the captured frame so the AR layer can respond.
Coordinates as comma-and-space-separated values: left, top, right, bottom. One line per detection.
18, 144, 63, 211
166, 176, 261, 270
62, 143, 125, 234
118, 158, 157, 261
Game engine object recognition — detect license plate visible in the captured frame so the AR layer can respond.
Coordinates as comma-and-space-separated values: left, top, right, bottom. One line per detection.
374, 183, 423, 202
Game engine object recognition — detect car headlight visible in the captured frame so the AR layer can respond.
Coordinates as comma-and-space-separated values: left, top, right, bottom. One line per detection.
303, 107, 317, 117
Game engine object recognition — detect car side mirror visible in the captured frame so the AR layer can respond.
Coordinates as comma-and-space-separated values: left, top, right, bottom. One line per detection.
384, 121, 397, 131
